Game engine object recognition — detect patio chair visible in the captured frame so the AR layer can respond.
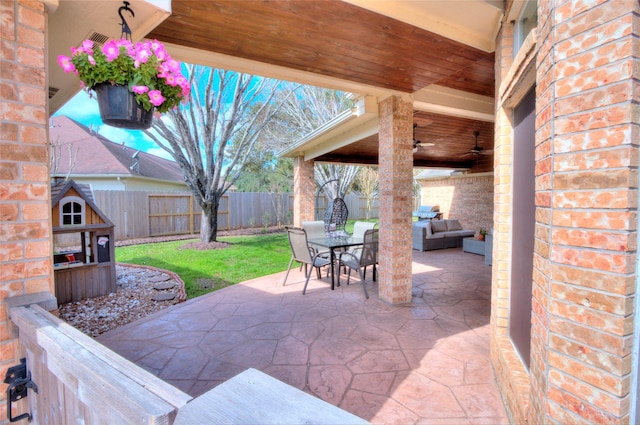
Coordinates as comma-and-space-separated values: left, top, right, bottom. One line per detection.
323, 198, 349, 234
346, 221, 377, 277
282, 227, 332, 294
338, 228, 378, 299
302, 220, 330, 256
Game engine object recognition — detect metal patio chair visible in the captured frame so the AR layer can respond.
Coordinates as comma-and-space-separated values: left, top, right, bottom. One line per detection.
282, 227, 332, 294
338, 228, 378, 299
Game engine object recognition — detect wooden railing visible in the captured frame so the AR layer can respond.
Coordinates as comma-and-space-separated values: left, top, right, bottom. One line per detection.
10, 304, 191, 424
8, 302, 369, 424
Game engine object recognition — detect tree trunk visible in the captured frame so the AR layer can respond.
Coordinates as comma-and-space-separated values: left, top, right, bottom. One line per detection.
200, 199, 220, 242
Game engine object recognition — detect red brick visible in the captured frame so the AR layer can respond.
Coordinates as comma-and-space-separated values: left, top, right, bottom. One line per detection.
22, 163, 48, 182
553, 127, 629, 154
550, 315, 631, 356
22, 201, 48, 220
552, 209, 633, 230
552, 228, 634, 251
0, 102, 45, 125
0, 39, 14, 60
553, 189, 635, 209
550, 334, 630, 376
0, 243, 22, 261
16, 23, 43, 49
553, 169, 635, 190
549, 351, 626, 396
0, 142, 47, 162
17, 45, 44, 69
0, 204, 18, 221
25, 277, 52, 294
17, 3, 43, 31
550, 299, 627, 336
555, 82, 634, 117
20, 124, 46, 144
548, 370, 628, 420
556, 105, 633, 135
0, 81, 17, 102
550, 263, 635, 295
0, 2, 15, 42
0, 61, 45, 86
24, 241, 51, 259
0, 122, 18, 142
0, 222, 49, 241
0, 162, 18, 180
550, 245, 633, 273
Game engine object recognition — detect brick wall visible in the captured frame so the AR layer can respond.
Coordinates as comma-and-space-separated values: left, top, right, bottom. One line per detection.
418, 173, 493, 232
0, 0, 51, 419
492, 0, 640, 423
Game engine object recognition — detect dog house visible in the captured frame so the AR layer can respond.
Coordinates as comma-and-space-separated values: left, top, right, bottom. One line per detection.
51, 180, 116, 304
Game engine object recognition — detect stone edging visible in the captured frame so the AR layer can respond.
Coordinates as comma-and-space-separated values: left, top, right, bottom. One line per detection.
116, 262, 187, 303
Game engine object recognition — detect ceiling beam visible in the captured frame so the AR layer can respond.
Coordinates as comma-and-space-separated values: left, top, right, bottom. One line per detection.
412, 85, 495, 123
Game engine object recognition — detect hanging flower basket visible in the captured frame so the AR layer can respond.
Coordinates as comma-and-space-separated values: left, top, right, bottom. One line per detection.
94, 83, 153, 130
58, 38, 190, 130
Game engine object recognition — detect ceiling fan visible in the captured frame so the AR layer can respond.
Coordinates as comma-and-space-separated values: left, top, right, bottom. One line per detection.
413, 124, 435, 153
467, 131, 492, 156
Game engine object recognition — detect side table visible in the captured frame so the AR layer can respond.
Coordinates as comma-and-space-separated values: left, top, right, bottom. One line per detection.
462, 237, 485, 255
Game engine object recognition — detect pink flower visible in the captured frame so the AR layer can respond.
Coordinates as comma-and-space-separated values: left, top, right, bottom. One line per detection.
135, 48, 151, 65
164, 74, 177, 86
154, 47, 168, 62
148, 90, 165, 107
165, 59, 181, 73
132, 85, 149, 94
80, 39, 93, 54
88, 55, 96, 66
57, 55, 76, 73
102, 40, 120, 61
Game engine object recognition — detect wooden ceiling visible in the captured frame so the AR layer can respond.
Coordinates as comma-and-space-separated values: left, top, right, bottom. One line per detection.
148, 0, 497, 172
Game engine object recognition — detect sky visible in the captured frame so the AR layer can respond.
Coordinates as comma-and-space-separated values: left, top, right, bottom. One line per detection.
53, 90, 174, 160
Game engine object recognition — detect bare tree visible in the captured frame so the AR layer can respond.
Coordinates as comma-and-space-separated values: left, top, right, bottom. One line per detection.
144, 65, 294, 242
268, 85, 358, 199
49, 135, 79, 184
354, 166, 378, 219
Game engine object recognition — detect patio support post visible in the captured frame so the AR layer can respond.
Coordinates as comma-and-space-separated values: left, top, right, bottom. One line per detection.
377, 95, 413, 303
293, 154, 315, 227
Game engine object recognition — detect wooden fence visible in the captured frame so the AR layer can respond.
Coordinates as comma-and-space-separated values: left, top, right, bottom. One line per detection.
92, 190, 379, 241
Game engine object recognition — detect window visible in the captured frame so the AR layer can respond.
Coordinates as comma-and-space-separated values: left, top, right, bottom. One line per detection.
60, 196, 85, 227
513, 1, 537, 57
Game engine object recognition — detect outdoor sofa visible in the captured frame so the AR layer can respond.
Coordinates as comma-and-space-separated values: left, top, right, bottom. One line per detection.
412, 219, 475, 251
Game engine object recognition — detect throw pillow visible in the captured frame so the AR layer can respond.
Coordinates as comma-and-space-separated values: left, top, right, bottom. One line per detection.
430, 220, 448, 233
447, 219, 463, 231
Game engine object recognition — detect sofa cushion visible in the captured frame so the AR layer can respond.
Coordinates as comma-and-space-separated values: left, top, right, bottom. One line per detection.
446, 219, 463, 231
431, 220, 448, 233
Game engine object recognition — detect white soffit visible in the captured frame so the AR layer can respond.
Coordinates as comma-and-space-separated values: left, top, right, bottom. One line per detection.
342, 0, 503, 53
412, 85, 495, 122
279, 96, 379, 160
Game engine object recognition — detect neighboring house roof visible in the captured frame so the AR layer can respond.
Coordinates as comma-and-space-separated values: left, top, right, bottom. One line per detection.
49, 115, 184, 183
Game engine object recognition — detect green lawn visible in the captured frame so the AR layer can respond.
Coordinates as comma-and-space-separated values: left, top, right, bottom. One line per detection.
115, 219, 380, 299
116, 232, 290, 299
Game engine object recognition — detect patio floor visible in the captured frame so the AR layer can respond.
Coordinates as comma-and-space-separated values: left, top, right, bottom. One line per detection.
98, 247, 509, 424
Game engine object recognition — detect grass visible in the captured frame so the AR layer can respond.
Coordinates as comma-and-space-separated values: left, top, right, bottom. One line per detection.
115, 219, 380, 299
116, 232, 290, 299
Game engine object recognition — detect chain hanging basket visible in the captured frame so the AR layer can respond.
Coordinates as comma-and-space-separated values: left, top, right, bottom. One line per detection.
94, 83, 153, 130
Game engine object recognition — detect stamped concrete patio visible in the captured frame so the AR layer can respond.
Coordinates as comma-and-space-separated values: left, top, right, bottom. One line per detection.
98, 248, 509, 424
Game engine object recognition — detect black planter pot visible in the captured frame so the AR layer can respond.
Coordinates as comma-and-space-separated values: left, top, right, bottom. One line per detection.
94, 83, 153, 130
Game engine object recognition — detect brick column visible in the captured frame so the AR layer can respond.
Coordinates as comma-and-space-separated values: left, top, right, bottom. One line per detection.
377, 95, 413, 304
528, 1, 639, 423
293, 155, 315, 227
0, 0, 52, 418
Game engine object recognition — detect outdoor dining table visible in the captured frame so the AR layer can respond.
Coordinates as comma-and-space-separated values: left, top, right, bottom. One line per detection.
307, 235, 363, 290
